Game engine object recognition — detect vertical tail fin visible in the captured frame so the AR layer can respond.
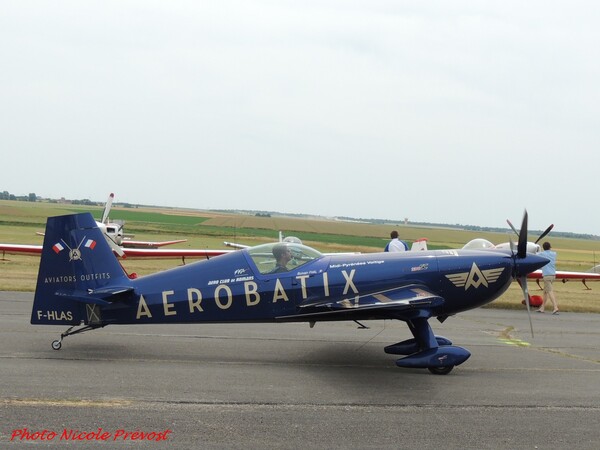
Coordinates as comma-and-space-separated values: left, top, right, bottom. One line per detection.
31, 213, 130, 325
411, 238, 428, 252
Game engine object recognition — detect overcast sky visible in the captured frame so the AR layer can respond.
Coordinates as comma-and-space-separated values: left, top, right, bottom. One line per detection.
2, 1, 599, 235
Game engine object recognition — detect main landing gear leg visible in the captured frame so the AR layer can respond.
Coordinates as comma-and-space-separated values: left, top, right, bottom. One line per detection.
51, 323, 102, 350
389, 318, 471, 375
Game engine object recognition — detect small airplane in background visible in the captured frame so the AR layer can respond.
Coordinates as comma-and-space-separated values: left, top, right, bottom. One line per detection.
29, 210, 548, 375
35, 193, 188, 250
75, 193, 191, 254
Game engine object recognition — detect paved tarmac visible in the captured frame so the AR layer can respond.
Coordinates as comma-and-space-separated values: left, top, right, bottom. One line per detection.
0, 291, 598, 449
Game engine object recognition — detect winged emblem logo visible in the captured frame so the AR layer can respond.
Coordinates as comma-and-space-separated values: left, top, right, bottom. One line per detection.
445, 263, 505, 290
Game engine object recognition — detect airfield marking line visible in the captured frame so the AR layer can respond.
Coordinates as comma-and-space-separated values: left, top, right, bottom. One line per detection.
137, 401, 600, 412
495, 327, 599, 364
495, 325, 599, 363
2, 398, 132, 408
497, 337, 531, 347
530, 347, 600, 365
464, 367, 600, 374
0, 354, 397, 369
494, 326, 531, 347
7, 397, 599, 411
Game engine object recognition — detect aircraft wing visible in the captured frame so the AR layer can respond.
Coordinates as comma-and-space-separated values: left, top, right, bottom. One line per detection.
528, 269, 600, 283
0, 243, 43, 256
223, 241, 249, 249
0, 242, 232, 260
121, 239, 188, 249
277, 284, 444, 321
120, 248, 233, 259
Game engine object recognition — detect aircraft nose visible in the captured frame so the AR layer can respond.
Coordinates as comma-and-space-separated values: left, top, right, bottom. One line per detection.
515, 253, 550, 277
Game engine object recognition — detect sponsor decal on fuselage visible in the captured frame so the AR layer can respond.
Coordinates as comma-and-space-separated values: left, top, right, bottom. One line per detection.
134, 269, 360, 320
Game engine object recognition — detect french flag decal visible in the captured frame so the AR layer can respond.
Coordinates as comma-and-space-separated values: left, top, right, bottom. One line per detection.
84, 239, 96, 250
52, 242, 64, 254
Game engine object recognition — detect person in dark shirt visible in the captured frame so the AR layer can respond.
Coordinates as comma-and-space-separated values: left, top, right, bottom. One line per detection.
271, 244, 292, 273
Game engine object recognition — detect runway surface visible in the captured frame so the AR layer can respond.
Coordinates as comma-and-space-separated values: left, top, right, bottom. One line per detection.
1, 291, 599, 449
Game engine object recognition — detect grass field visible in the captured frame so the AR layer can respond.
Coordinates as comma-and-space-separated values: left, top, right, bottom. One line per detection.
1, 199, 599, 313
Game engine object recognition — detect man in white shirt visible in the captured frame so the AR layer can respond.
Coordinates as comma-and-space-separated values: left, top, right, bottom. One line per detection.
385, 230, 408, 252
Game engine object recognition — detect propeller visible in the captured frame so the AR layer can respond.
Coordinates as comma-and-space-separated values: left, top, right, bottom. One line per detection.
506, 219, 519, 236
101, 193, 115, 224
104, 233, 125, 258
506, 211, 534, 336
534, 223, 554, 244
506, 218, 554, 250
515, 211, 533, 337
519, 274, 534, 338
98, 193, 125, 256
517, 211, 528, 259
506, 214, 554, 337
522, 222, 552, 336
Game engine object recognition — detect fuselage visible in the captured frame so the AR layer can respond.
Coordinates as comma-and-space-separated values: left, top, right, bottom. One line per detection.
99, 246, 525, 325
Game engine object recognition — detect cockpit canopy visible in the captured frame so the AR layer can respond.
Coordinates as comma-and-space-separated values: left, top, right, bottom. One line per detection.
462, 238, 496, 250
463, 238, 541, 254
246, 242, 323, 275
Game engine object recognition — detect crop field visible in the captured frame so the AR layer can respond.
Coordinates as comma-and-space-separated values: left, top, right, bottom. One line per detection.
1, 199, 599, 312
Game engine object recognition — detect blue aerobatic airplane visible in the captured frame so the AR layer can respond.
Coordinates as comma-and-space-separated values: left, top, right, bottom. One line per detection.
31, 212, 548, 375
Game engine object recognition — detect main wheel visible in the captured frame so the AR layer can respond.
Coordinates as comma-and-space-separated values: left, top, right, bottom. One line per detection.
51, 340, 62, 351
428, 365, 454, 375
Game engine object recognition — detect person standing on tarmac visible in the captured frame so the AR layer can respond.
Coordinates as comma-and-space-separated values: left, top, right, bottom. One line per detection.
537, 241, 559, 314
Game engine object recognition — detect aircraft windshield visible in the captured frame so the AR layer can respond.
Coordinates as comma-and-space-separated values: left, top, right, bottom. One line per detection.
247, 242, 323, 275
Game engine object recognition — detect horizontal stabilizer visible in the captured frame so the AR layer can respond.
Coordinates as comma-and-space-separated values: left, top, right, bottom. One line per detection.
55, 287, 135, 305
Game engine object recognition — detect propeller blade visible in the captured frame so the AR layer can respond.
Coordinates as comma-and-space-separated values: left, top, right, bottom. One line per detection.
517, 211, 528, 259
101, 193, 115, 224
506, 219, 519, 236
103, 233, 125, 257
519, 275, 534, 338
535, 224, 554, 244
